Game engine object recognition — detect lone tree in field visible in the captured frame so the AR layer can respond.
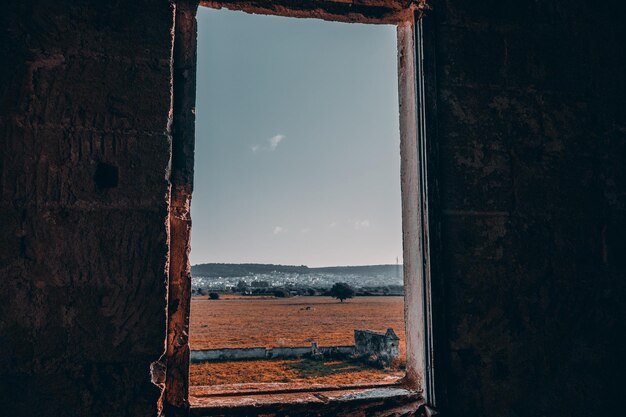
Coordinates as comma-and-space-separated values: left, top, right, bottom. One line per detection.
208, 292, 220, 300
329, 282, 355, 303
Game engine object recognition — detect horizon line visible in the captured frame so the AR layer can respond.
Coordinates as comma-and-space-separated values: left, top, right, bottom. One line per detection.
192, 261, 404, 268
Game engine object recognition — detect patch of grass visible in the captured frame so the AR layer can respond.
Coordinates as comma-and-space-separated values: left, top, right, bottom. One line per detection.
286, 359, 368, 379
189, 358, 403, 386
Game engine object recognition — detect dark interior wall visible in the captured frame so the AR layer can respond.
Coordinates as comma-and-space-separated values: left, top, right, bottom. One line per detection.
0, 1, 174, 416
1, 0, 625, 416
433, 1, 626, 416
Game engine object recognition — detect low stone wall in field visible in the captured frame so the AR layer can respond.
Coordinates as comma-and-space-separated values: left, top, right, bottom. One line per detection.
191, 347, 268, 362
190, 343, 355, 362
191, 328, 401, 365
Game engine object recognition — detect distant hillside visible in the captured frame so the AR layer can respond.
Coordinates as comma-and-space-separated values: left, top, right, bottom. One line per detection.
191, 263, 310, 278
191, 263, 401, 278
310, 264, 401, 276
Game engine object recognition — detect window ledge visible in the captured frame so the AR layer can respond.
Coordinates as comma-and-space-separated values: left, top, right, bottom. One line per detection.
190, 385, 423, 416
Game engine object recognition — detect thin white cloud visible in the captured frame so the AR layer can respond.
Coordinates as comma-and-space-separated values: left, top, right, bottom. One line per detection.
329, 221, 337, 228
301, 227, 311, 234
353, 219, 370, 230
251, 134, 287, 153
273, 226, 285, 235
268, 134, 286, 150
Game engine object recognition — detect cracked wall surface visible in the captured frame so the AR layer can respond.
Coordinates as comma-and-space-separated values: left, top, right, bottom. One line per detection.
0, 1, 174, 416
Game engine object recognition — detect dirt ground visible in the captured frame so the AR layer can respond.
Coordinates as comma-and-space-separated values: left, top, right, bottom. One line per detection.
189, 296, 406, 387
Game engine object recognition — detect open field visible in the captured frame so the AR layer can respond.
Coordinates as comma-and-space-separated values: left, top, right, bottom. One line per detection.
189, 296, 405, 387
190, 296, 405, 353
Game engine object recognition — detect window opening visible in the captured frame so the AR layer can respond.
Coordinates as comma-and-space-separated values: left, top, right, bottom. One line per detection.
189, 7, 408, 396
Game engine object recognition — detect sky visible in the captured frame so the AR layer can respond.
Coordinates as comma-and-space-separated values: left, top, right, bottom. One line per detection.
190, 7, 401, 267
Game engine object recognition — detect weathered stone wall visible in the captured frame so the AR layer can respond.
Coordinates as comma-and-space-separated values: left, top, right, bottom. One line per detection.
190, 344, 355, 362
354, 329, 400, 366
432, 1, 626, 416
0, 1, 174, 416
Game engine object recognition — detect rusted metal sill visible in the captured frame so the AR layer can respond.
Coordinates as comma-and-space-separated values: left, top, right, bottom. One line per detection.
190, 382, 423, 415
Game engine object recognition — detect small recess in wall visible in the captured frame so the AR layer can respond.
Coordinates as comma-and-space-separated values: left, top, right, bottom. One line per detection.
94, 162, 119, 189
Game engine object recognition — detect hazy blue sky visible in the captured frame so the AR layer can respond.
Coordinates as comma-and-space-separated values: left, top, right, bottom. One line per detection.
190, 7, 401, 267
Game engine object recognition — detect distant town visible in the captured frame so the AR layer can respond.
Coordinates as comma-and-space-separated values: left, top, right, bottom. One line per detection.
191, 263, 404, 297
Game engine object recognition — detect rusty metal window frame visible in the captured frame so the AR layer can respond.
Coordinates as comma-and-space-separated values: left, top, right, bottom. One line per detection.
165, 1, 439, 415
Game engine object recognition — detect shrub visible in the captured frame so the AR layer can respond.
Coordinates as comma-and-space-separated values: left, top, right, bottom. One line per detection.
235, 280, 248, 294
208, 292, 220, 300
273, 289, 289, 298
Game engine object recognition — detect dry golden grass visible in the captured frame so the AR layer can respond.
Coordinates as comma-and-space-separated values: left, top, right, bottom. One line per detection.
189, 295, 405, 387
190, 359, 404, 386
190, 296, 405, 351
